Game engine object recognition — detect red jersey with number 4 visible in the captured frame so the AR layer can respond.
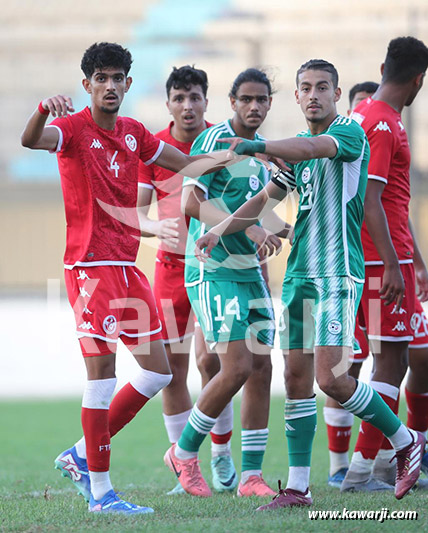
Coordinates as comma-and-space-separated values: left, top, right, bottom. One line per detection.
352, 98, 413, 264
50, 107, 164, 268
138, 121, 212, 258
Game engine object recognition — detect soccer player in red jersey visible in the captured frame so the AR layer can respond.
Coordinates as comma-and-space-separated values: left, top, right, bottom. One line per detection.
138, 66, 238, 494
341, 36, 428, 492
21, 42, 231, 514
326, 81, 428, 490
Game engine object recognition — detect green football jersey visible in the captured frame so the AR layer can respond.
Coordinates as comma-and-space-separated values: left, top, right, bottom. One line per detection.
184, 119, 269, 286
275, 115, 369, 281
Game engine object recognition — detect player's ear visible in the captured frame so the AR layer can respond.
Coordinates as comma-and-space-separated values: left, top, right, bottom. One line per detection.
414, 72, 424, 89
380, 63, 385, 76
230, 96, 237, 112
334, 87, 341, 103
295, 88, 300, 104
203, 97, 208, 111
166, 100, 172, 114
82, 78, 91, 94
125, 76, 132, 92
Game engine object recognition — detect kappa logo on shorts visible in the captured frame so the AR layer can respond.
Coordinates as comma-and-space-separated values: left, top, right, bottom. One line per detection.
391, 304, 406, 315
327, 320, 342, 335
103, 315, 117, 334
78, 321, 95, 330
79, 287, 91, 298
76, 270, 91, 280
301, 167, 311, 184
392, 321, 407, 332
125, 134, 137, 152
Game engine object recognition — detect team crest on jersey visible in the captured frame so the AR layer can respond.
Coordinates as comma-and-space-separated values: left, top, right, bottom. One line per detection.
249, 175, 259, 191
103, 315, 117, 334
328, 320, 342, 335
302, 167, 311, 184
125, 134, 137, 152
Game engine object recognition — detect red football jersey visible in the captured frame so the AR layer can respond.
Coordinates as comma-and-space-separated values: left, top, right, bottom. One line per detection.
352, 99, 413, 264
138, 121, 212, 258
49, 107, 163, 268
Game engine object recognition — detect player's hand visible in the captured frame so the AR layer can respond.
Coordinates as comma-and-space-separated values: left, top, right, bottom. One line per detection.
415, 266, 428, 302
269, 157, 293, 174
41, 95, 75, 118
155, 218, 180, 248
380, 264, 405, 309
245, 225, 282, 257
195, 232, 220, 262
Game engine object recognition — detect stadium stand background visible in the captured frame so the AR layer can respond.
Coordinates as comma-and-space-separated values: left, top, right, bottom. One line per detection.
1, 0, 428, 294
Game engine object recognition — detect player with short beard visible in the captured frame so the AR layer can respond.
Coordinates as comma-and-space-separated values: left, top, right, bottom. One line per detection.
195, 58, 425, 508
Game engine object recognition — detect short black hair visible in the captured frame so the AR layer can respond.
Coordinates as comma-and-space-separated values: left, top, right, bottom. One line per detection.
383, 36, 428, 84
349, 81, 379, 107
81, 42, 133, 78
296, 59, 339, 89
166, 65, 208, 98
229, 68, 273, 97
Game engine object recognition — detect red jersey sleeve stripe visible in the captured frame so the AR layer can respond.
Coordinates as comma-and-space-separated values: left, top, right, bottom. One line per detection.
143, 140, 165, 166
368, 174, 388, 184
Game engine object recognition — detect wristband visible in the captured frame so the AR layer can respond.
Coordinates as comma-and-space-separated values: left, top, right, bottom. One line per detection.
235, 139, 266, 155
38, 101, 49, 116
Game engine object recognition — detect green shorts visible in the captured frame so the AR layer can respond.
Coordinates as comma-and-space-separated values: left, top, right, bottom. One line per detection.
279, 276, 363, 351
186, 279, 275, 348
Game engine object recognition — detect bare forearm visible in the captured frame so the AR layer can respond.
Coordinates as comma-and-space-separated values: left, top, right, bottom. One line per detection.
156, 144, 234, 177
263, 136, 337, 161
261, 210, 293, 239
365, 200, 399, 267
211, 191, 269, 236
21, 109, 49, 148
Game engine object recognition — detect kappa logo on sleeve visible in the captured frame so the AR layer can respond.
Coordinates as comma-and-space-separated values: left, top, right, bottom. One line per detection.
373, 121, 392, 133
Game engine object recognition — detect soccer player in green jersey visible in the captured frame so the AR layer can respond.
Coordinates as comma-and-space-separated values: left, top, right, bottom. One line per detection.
195, 59, 425, 508
163, 68, 290, 497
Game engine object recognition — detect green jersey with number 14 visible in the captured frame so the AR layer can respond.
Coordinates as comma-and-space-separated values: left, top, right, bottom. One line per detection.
184, 119, 269, 287
273, 115, 369, 282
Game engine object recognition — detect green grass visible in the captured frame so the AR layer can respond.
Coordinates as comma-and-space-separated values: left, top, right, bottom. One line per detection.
0, 397, 425, 532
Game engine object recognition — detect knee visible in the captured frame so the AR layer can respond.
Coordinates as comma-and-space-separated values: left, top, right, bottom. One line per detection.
317, 373, 340, 398
284, 366, 311, 397
131, 368, 172, 398
221, 360, 253, 389
251, 356, 272, 383
196, 351, 220, 380
166, 360, 188, 390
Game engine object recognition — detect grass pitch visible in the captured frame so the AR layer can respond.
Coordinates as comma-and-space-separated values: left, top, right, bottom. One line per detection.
0, 396, 425, 532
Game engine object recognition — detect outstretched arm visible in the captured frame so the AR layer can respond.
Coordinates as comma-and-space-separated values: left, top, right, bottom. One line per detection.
218, 135, 337, 161
21, 95, 74, 150
195, 180, 288, 260
155, 142, 240, 179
